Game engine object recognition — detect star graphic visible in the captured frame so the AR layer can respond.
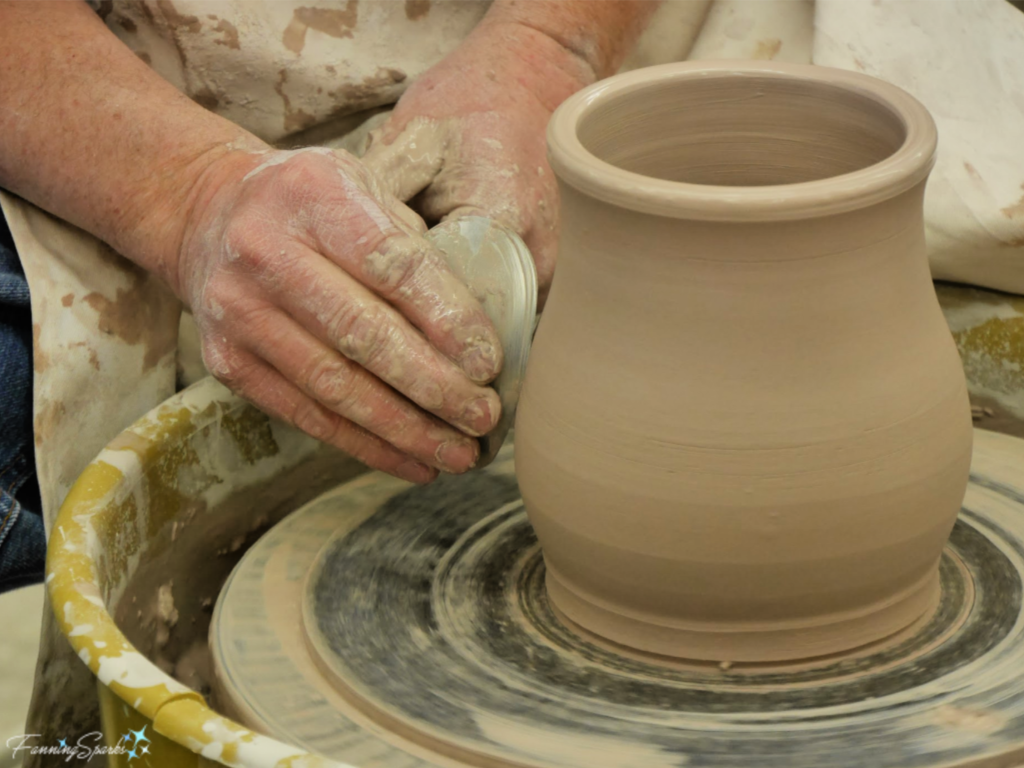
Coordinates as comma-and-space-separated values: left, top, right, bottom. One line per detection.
126, 748, 138, 761
57, 739, 68, 749
141, 745, 150, 755
129, 726, 150, 746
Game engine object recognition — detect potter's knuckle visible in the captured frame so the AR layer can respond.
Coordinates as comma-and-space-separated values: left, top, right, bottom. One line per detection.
320, 300, 362, 346
361, 236, 430, 294
445, 302, 490, 338
408, 380, 448, 418
338, 377, 381, 425
361, 334, 401, 375
356, 322, 399, 372
303, 356, 353, 408
328, 303, 394, 364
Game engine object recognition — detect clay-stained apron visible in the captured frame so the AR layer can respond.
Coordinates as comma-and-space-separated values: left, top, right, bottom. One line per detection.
3, 1, 490, 760
0, 196, 182, 762
3, 0, 1022, 765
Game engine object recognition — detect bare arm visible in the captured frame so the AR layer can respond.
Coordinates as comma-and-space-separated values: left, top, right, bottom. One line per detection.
0, 1, 659, 274
486, 0, 661, 82
0, 1, 251, 288
0, 1, 508, 483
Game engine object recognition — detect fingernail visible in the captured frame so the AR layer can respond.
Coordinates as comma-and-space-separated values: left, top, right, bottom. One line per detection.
396, 461, 436, 484
435, 439, 479, 473
459, 338, 501, 383
459, 395, 500, 437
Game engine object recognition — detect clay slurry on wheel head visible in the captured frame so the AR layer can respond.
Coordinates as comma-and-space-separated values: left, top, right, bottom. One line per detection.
516, 62, 972, 662
209, 435, 1024, 768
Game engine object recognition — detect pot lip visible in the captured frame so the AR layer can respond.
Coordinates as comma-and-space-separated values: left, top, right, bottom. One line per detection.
547, 61, 937, 222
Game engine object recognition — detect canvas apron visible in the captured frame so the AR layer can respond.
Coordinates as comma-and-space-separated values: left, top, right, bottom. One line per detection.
2, 0, 1021, 762
1, 1, 491, 759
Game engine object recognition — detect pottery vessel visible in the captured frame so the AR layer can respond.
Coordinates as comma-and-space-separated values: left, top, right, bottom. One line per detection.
514, 62, 973, 662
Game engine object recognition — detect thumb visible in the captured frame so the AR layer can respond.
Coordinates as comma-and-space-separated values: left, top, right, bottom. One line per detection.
362, 116, 449, 202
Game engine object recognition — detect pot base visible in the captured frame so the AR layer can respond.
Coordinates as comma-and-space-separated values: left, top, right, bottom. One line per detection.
212, 430, 1024, 768
544, 560, 942, 663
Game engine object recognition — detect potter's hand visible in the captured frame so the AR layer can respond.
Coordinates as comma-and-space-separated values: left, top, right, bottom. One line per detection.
174, 147, 503, 483
361, 20, 594, 306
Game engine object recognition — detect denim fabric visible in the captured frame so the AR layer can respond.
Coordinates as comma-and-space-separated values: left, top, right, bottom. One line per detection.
0, 205, 45, 593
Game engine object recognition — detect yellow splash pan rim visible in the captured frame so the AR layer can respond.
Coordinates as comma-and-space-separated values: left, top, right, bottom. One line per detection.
46, 376, 352, 768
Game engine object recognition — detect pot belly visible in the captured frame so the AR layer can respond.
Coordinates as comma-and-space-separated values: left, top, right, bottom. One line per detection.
514, 377, 973, 662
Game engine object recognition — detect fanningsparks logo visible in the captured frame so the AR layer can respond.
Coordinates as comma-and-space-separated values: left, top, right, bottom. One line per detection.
7, 726, 152, 762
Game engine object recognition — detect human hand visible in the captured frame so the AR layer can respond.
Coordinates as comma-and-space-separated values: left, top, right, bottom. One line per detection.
172, 146, 503, 483
362, 19, 597, 306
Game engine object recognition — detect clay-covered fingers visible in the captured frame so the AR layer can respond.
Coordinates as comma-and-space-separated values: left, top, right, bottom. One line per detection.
182, 148, 505, 474
385, 195, 429, 236
201, 345, 437, 484
254, 243, 501, 441
361, 117, 448, 202
308, 209, 503, 386
244, 308, 485, 474
284, 151, 504, 386
358, 231, 504, 384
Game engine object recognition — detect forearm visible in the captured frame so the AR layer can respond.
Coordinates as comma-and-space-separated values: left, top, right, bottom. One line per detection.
484, 0, 662, 82
0, 1, 264, 289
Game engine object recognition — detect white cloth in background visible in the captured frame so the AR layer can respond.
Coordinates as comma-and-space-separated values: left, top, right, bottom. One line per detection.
655, 0, 1023, 294
814, 0, 1024, 294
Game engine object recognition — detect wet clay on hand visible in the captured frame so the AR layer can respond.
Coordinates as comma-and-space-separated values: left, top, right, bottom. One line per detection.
514, 62, 973, 663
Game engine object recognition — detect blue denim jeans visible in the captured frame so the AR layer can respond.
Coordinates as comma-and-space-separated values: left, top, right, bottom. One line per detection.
0, 207, 45, 592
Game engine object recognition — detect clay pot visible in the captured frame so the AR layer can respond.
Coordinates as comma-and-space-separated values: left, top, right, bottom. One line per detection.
514, 62, 973, 663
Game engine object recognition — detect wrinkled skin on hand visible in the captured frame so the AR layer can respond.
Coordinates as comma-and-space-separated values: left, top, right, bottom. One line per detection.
167, 20, 595, 482
362, 20, 596, 306
174, 146, 503, 483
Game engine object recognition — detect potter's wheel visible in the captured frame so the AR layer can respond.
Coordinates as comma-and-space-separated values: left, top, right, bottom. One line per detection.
211, 429, 1024, 768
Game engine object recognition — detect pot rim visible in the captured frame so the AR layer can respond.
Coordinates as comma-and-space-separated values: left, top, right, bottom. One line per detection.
547, 61, 937, 222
